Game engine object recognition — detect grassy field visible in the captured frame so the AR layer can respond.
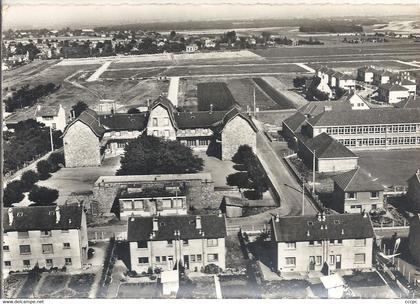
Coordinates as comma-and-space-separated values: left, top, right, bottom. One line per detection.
307, 60, 416, 72
101, 67, 169, 79
197, 82, 236, 111
356, 149, 420, 187
253, 78, 296, 109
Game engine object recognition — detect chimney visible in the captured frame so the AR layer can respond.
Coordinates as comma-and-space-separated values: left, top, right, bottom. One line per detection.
153, 217, 159, 232
37, 105, 41, 111
218, 210, 223, 217
209, 104, 213, 114
55, 206, 61, 223
321, 212, 326, 222
8, 208, 14, 226
196, 215, 202, 230
317, 212, 322, 221
307, 230, 310, 236
275, 214, 280, 223
341, 229, 344, 235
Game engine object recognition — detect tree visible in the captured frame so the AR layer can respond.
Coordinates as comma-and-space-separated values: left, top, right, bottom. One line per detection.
71, 101, 88, 118
226, 172, 252, 190
4, 181, 24, 207
170, 30, 176, 39
47, 152, 65, 172
127, 108, 140, 114
232, 145, 254, 164
37, 160, 52, 179
117, 135, 203, 175
21, 170, 39, 192
28, 186, 59, 205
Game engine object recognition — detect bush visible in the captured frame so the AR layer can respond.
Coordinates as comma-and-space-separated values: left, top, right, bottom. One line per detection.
127, 108, 140, 114
203, 263, 222, 274
20, 170, 39, 191
232, 145, 254, 164
47, 152, 65, 172
36, 160, 52, 179
226, 172, 252, 190
4, 180, 24, 207
28, 186, 58, 205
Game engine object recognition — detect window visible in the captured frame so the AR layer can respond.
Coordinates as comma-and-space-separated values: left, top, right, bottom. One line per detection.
316, 256, 322, 266
190, 255, 196, 262
315, 241, 322, 246
164, 130, 170, 138
162, 256, 167, 262
153, 130, 158, 137
42, 244, 54, 254
152, 118, 158, 126
46, 259, 53, 267
63, 243, 71, 249
309, 241, 314, 246
329, 255, 335, 265
18, 231, 29, 239
337, 239, 343, 245
329, 240, 335, 245
117, 142, 126, 149
155, 256, 161, 263
61, 230, 69, 233
207, 254, 218, 262
19, 245, 31, 255
286, 242, 296, 249
65, 258, 72, 266
355, 239, 366, 247
354, 253, 366, 264
182, 240, 189, 246
41, 230, 52, 237
370, 191, 379, 199
23, 260, 31, 267
350, 205, 362, 209
3, 245, 9, 251
167, 240, 173, 247
137, 241, 148, 249
197, 254, 202, 262
4, 261, 11, 267
163, 117, 169, 126
285, 257, 296, 266
207, 239, 218, 247
138, 257, 149, 264
347, 192, 357, 200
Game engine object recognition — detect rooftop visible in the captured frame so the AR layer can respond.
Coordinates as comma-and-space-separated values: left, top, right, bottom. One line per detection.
3, 204, 83, 232
395, 96, 420, 109
379, 83, 409, 92
302, 132, 357, 159
127, 214, 227, 242
307, 108, 420, 126
332, 167, 384, 192
35, 104, 61, 117
119, 187, 186, 199
271, 213, 374, 243
99, 112, 149, 131
283, 111, 307, 132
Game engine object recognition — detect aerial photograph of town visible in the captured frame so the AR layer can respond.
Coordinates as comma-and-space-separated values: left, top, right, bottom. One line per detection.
1, 0, 420, 302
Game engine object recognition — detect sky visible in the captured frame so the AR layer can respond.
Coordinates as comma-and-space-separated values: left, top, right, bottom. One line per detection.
3, 0, 419, 29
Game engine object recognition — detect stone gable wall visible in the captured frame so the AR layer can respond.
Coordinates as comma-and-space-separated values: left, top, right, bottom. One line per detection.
221, 116, 257, 160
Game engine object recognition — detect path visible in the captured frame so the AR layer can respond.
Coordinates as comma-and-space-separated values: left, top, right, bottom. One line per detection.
86, 61, 111, 82
167, 77, 180, 106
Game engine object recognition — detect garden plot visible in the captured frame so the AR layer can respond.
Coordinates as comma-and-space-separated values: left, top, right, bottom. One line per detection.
37, 273, 96, 299
3, 274, 28, 298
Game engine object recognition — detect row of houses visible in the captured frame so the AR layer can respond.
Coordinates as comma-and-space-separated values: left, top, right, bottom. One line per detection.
62, 96, 258, 167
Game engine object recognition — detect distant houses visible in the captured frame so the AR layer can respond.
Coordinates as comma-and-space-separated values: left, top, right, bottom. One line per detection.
377, 83, 409, 104
270, 213, 374, 273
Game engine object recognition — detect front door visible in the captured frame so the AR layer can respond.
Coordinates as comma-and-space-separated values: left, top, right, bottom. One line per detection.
183, 255, 189, 269
168, 256, 174, 270
309, 256, 315, 270
336, 255, 342, 269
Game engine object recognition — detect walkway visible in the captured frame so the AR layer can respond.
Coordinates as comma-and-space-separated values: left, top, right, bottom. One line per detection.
167, 77, 180, 107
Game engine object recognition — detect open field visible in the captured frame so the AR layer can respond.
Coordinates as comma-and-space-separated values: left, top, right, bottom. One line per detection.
356, 149, 420, 187
253, 78, 296, 110
307, 60, 418, 73
197, 82, 236, 111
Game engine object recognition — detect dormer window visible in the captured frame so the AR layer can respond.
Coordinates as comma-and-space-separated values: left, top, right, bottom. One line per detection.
17, 212, 23, 217
307, 221, 313, 226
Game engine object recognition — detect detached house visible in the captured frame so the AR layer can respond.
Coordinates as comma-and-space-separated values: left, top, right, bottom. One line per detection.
378, 83, 409, 104
35, 104, 67, 131
127, 214, 226, 273
3, 204, 88, 272
332, 167, 384, 213
357, 66, 377, 83
400, 78, 417, 96
373, 70, 393, 85
271, 213, 374, 273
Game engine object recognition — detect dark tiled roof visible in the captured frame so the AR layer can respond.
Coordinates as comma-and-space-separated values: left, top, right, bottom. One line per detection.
3, 204, 83, 232
379, 83, 409, 92
333, 167, 384, 192
308, 108, 420, 126
303, 133, 357, 159
99, 113, 149, 131
63, 109, 106, 138
401, 79, 416, 86
283, 111, 307, 132
272, 213, 374, 242
221, 107, 258, 132
35, 105, 60, 117
299, 101, 352, 117
127, 214, 227, 242
358, 66, 379, 74
340, 74, 354, 80
174, 111, 227, 129
395, 96, 420, 109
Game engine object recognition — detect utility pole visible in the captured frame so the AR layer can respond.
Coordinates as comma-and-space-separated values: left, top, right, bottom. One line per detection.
312, 149, 316, 194
253, 87, 256, 117
49, 126, 54, 152
302, 177, 305, 216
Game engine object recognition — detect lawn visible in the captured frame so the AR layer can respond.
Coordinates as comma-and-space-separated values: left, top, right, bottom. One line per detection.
36, 273, 96, 299
38, 274, 69, 297
253, 78, 296, 109
225, 235, 248, 269
261, 279, 310, 299
343, 271, 385, 288
219, 274, 259, 299
306, 60, 415, 73
177, 276, 217, 299
118, 282, 162, 298
3, 274, 28, 298
197, 82, 236, 111
356, 149, 420, 187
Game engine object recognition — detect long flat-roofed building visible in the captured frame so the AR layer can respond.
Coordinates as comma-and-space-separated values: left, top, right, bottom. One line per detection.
306, 108, 420, 150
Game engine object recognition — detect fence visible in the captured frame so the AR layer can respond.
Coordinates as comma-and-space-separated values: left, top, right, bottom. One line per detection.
96, 237, 117, 298
226, 224, 269, 236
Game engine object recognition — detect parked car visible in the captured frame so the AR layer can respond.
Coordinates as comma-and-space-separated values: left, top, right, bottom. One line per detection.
88, 248, 96, 259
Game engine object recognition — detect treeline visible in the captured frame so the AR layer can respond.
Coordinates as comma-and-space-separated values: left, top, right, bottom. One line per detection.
300, 22, 363, 33
4, 119, 63, 174
5, 83, 60, 112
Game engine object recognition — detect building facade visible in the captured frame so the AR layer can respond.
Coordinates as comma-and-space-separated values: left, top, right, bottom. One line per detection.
127, 214, 226, 273
271, 213, 374, 273
378, 83, 409, 104
408, 215, 420, 266
3, 205, 88, 272
407, 169, 420, 213
35, 104, 67, 131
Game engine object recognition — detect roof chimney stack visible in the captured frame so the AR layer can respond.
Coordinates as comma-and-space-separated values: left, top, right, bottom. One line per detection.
8, 208, 14, 226
317, 212, 322, 221
275, 214, 280, 223
196, 215, 202, 230
153, 217, 159, 232
55, 206, 61, 224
